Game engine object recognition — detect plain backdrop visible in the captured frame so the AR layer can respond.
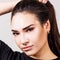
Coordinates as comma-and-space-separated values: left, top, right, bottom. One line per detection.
0, 0, 60, 52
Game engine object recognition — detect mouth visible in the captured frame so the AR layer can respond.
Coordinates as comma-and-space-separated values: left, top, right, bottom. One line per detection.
22, 45, 33, 51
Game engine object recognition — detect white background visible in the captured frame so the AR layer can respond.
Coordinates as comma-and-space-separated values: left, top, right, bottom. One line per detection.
0, 0, 60, 52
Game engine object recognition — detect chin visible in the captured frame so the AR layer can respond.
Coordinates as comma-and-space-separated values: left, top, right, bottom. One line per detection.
24, 50, 37, 56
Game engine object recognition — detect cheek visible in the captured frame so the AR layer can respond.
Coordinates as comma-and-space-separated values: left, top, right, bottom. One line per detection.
28, 28, 47, 47
14, 36, 21, 48
28, 28, 43, 42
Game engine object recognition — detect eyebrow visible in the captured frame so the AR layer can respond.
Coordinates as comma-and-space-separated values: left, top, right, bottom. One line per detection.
11, 30, 18, 32
23, 24, 34, 30
11, 24, 34, 32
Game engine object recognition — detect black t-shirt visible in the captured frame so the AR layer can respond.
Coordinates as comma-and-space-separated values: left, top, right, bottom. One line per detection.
0, 40, 60, 60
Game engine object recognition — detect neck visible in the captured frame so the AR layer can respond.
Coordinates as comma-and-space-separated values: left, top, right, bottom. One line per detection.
31, 41, 57, 60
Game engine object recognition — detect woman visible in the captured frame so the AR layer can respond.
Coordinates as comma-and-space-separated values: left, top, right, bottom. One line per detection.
11, 0, 60, 59
0, 0, 60, 60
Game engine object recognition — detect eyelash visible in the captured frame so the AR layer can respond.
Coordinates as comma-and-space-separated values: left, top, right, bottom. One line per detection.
12, 27, 34, 36
12, 32, 20, 36
26, 27, 34, 32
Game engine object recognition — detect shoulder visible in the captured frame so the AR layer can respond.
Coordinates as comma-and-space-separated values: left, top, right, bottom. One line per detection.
0, 40, 13, 60
0, 40, 12, 52
0, 40, 21, 60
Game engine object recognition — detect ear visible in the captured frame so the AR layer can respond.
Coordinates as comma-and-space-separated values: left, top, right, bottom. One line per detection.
43, 20, 50, 33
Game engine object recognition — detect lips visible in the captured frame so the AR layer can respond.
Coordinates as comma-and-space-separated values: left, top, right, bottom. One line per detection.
22, 45, 33, 51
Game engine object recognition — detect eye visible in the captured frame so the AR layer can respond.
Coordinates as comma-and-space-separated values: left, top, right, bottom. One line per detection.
12, 32, 20, 36
26, 27, 34, 32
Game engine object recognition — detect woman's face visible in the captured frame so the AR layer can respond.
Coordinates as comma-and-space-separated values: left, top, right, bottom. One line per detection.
11, 12, 50, 57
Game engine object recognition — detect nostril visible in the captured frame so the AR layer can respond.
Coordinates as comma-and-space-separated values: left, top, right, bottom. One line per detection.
21, 39, 29, 46
23, 42, 28, 45
20, 33, 29, 45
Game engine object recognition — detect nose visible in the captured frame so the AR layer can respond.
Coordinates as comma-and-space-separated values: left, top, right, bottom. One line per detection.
20, 33, 29, 45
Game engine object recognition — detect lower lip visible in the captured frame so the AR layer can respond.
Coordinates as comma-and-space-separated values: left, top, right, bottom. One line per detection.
23, 46, 32, 51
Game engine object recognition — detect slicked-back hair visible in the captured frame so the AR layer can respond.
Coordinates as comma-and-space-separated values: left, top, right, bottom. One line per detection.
11, 0, 60, 57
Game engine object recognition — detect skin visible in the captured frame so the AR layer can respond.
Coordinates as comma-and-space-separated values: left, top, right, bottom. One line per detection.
0, 0, 21, 15
11, 12, 57, 59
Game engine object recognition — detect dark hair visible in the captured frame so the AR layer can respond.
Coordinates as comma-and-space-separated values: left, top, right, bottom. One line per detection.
45, 1, 60, 56
11, 0, 60, 57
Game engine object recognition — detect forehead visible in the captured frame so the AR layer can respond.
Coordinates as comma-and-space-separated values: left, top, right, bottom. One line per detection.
11, 12, 40, 30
